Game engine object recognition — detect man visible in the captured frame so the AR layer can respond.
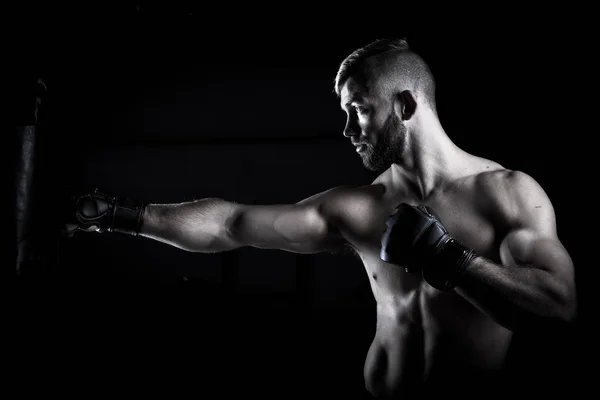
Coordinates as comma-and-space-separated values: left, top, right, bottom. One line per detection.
64, 38, 577, 397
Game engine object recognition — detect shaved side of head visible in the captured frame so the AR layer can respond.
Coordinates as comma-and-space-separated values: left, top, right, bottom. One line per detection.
335, 38, 437, 112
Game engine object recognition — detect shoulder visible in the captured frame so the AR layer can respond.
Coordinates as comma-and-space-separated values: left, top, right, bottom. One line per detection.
475, 169, 556, 232
476, 168, 541, 193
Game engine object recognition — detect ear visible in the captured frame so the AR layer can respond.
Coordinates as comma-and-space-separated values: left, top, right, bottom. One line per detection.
393, 90, 417, 121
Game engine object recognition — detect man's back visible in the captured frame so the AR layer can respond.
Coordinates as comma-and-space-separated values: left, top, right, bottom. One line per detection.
321, 156, 517, 397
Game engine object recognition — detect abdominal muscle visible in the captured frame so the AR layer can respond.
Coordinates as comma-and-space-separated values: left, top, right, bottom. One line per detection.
362, 273, 513, 398
363, 290, 425, 398
340, 167, 515, 397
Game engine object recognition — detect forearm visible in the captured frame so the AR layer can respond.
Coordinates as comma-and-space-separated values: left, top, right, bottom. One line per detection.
139, 198, 240, 252
455, 257, 576, 331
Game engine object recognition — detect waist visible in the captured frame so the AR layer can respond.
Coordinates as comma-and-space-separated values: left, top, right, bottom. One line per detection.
375, 290, 423, 326
374, 296, 512, 354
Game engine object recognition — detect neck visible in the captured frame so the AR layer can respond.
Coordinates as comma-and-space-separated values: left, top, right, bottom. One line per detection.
392, 110, 472, 199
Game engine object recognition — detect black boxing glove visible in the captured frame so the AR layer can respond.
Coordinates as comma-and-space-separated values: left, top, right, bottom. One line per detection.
62, 189, 146, 237
380, 203, 477, 290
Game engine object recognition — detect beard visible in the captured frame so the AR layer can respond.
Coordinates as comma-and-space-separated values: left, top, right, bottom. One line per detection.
360, 112, 405, 172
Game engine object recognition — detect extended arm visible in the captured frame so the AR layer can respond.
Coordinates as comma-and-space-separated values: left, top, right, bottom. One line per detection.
140, 197, 343, 253
64, 188, 346, 254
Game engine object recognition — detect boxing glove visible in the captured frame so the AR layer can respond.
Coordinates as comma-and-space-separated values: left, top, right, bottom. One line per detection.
62, 189, 146, 237
380, 203, 477, 290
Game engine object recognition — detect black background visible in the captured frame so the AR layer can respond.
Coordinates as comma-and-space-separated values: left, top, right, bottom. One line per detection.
9, 4, 590, 398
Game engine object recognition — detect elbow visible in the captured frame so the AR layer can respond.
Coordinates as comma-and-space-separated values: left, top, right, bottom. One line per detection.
225, 210, 243, 247
549, 278, 578, 325
513, 286, 577, 333
222, 225, 240, 250
558, 289, 577, 324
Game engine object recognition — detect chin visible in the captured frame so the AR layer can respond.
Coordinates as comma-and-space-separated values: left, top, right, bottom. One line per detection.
363, 160, 387, 173
363, 154, 394, 172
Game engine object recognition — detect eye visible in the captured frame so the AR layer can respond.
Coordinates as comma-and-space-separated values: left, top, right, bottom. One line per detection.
354, 105, 369, 115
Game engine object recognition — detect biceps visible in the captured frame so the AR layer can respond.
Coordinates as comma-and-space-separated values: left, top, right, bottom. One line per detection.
229, 205, 342, 253
500, 229, 573, 274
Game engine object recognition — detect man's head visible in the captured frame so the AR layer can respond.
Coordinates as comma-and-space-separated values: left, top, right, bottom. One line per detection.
335, 38, 437, 172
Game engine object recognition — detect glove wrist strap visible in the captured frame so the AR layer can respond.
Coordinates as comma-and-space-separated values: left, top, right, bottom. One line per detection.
423, 238, 476, 291
110, 197, 146, 236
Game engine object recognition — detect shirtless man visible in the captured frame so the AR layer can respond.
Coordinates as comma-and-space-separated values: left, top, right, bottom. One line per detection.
64, 38, 577, 397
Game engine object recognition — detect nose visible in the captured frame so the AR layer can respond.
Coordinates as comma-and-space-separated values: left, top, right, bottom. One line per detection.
343, 115, 360, 138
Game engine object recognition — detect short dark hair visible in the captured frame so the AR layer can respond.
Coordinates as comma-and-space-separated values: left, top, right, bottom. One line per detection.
335, 38, 410, 95
334, 38, 436, 108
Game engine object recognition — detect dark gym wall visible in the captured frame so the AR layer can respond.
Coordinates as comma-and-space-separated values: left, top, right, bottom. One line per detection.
10, 5, 587, 398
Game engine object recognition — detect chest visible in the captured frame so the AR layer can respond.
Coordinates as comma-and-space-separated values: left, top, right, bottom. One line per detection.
421, 192, 500, 262
355, 185, 503, 299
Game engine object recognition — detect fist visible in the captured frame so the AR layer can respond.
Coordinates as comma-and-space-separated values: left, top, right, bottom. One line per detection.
380, 203, 451, 273
379, 203, 477, 290
60, 189, 146, 237
61, 190, 116, 237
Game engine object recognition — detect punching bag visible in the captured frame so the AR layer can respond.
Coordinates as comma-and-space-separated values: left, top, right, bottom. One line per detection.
14, 77, 47, 277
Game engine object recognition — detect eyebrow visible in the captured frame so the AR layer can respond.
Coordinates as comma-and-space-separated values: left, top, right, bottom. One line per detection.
342, 95, 364, 109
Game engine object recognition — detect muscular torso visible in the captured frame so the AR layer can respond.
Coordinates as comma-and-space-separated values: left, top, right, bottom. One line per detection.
332, 161, 514, 398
